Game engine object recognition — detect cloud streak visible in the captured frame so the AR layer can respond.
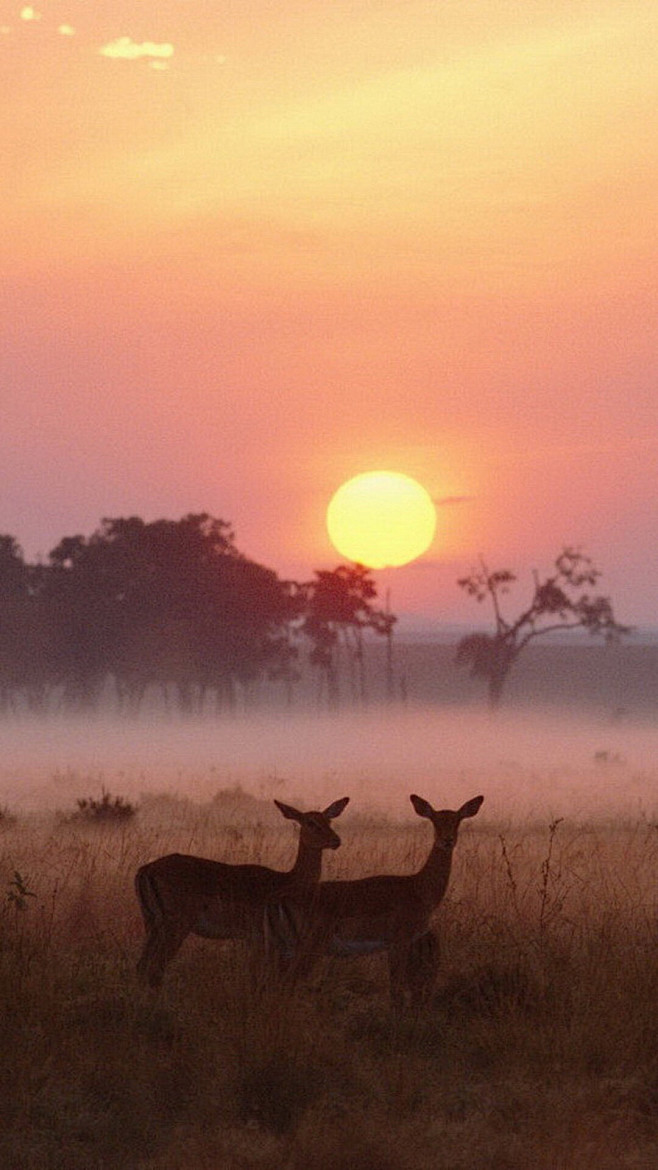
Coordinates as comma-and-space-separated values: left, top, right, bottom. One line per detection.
99, 37, 174, 63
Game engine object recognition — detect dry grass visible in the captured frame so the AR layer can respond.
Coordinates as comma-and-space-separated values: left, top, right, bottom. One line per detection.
2, 781, 658, 1169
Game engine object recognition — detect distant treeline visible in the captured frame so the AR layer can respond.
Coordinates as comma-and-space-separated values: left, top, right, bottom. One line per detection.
0, 515, 395, 715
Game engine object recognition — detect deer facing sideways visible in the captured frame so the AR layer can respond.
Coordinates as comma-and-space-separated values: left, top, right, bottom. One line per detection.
135, 796, 349, 988
266, 794, 484, 1008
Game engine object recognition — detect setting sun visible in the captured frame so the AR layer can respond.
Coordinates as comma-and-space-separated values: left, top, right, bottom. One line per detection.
326, 471, 437, 569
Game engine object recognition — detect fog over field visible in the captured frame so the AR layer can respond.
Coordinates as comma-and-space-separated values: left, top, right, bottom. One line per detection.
1, 704, 656, 824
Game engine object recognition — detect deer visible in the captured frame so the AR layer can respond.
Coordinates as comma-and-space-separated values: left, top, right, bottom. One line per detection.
265, 794, 484, 1008
135, 796, 349, 988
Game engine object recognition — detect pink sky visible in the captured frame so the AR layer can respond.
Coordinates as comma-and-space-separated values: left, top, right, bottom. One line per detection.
2, 1, 657, 628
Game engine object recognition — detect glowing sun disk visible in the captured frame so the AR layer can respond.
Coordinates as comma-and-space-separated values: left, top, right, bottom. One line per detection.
327, 471, 436, 569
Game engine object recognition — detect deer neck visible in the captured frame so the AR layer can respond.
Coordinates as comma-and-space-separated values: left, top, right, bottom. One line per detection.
415, 840, 455, 908
288, 843, 323, 886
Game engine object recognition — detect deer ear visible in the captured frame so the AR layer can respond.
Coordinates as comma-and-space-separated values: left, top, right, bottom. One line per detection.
322, 796, 350, 820
274, 800, 302, 822
458, 795, 484, 819
410, 794, 434, 820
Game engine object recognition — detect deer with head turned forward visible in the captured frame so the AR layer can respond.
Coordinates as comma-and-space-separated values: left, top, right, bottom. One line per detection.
267, 793, 484, 1008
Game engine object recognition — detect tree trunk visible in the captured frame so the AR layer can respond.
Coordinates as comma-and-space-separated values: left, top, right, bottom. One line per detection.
487, 669, 507, 711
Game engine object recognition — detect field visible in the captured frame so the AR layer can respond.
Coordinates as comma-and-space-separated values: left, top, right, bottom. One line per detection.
2, 756, 658, 1170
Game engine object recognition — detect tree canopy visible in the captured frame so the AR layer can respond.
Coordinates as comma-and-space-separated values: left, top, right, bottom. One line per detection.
0, 517, 393, 714
0, 515, 306, 713
301, 563, 396, 708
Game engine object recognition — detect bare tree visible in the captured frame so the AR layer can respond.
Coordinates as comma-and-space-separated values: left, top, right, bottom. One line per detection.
456, 547, 629, 710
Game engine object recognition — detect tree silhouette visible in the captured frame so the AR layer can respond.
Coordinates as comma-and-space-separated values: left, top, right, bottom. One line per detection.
302, 564, 396, 709
33, 514, 301, 713
0, 537, 28, 711
0, 537, 55, 712
456, 547, 628, 710
264, 580, 306, 707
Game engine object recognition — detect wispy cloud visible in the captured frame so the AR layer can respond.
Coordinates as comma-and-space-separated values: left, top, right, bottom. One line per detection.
99, 36, 174, 63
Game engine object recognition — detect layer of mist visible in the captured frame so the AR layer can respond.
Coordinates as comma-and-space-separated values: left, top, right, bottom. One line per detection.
1, 704, 656, 823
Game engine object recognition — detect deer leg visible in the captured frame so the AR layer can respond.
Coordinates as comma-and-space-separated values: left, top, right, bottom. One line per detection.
280, 931, 323, 985
388, 931, 439, 1010
264, 900, 323, 985
388, 941, 412, 1011
406, 930, 439, 1008
137, 922, 189, 989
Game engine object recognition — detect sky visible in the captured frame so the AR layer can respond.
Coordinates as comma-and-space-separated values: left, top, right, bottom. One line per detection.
2, 0, 657, 630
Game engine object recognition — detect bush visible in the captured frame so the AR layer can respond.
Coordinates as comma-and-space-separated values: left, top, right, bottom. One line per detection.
71, 788, 137, 824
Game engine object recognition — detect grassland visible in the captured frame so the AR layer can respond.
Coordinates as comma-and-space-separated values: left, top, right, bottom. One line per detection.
2, 778, 658, 1169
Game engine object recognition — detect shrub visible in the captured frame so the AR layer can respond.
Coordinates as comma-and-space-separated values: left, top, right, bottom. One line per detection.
71, 788, 137, 824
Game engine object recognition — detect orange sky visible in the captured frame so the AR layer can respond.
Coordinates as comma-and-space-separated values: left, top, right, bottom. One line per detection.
2, 1, 657, 628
